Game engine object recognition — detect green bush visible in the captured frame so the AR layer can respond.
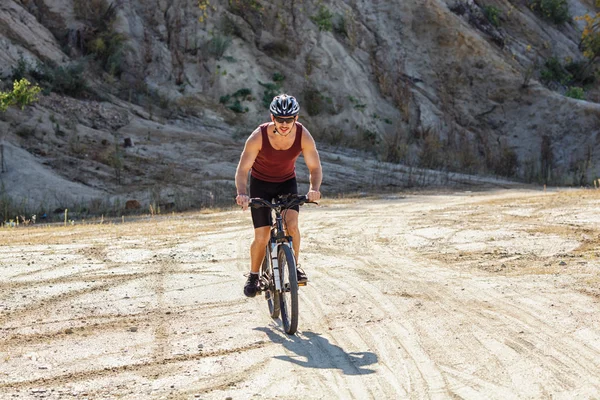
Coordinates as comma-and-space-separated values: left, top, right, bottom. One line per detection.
565, 60, 596, 85
333, 14, 348, 37
528, 0, 570, 25
565, 86, 585, 100
73, 0, 125, 76
540, 57, 572, 85
259, 81, 281, 109
31, 61, 89, 97
220, 88, 252, 113
0, 79, 41, 112
10, 57, 29, 81
228, 99, 248, 113
303, 88, 324, 116
205, 34, 232, 60
483, 5, 502, 27
232, 88, 251, 98
311, 6, 334, 31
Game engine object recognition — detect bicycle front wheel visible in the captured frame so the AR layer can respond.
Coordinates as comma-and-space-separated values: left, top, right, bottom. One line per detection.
278, 244, 298, 335
261, 252, 280, 319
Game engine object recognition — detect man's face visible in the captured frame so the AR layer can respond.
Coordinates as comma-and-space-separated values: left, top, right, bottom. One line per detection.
271, 115, 297, 134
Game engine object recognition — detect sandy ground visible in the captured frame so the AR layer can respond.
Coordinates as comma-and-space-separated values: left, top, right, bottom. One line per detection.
1, 188, 600, 399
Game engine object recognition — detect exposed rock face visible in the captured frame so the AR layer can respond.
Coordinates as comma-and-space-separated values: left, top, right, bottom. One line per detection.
0, 0, 599, 210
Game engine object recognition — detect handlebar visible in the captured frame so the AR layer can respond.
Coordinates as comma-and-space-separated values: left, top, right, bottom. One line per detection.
249, 194, 317, 209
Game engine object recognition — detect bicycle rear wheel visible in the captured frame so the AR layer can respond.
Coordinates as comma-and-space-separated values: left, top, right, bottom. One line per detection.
278, 244, 298, 334
260, 250, 280, 319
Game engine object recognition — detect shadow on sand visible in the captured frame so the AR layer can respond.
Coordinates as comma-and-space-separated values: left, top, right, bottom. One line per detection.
254, 327, 378, 375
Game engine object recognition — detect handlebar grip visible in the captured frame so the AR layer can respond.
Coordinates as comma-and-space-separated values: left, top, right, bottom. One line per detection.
249, 198, 272, 209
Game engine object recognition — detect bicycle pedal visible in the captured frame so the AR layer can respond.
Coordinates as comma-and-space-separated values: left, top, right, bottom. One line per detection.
298, 281, 307, 287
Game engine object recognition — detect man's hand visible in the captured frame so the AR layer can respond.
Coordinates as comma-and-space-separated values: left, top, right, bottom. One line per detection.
307, 190, 321, 202
236, 194, 250, 211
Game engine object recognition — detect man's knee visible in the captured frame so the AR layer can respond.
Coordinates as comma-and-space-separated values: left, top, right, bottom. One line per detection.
253, 227, 271, 246
286, 219, 300, 236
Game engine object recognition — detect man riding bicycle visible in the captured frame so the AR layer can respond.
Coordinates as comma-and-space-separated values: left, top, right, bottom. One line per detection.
235, 94, 322, 298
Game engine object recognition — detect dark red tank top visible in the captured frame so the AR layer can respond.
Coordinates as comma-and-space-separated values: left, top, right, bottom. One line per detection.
251, 122, 303, 182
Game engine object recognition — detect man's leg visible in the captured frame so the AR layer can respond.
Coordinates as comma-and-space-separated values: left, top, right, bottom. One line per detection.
244, 227, 271, 298
284, 210, 300, 261
284, 210, 307, 283
250, 226, 271, 273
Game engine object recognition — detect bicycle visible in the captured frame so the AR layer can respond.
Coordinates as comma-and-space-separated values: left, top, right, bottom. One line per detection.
249, 194, 315, 335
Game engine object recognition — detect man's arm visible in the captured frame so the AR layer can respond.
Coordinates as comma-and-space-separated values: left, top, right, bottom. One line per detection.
235, 128, 261, 210
301, 128, 322, 202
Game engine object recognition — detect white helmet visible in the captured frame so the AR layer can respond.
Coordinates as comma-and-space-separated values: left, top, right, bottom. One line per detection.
269, 94, 300, 117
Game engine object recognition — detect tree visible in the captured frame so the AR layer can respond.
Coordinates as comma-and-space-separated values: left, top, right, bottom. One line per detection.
576, 1, 600, 64
0, 79, 41, 112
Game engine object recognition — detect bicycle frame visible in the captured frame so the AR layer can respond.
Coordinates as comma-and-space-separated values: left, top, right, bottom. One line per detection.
268, 205, 293, 292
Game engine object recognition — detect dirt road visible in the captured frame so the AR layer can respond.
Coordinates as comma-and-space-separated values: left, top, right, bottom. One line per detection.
1, 188, 599, 399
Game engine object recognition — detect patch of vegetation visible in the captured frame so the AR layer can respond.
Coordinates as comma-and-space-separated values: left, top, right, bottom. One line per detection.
348, 96, 366, 110
220, 88, 252, 113
311, 6, 334, 31
259, 74, 285, 109
565, 86, 585, 100
418, 132, 445, 170
31, 61, 90, 97
228, 0, 263, 13
332, 13, 348, 37
528, 0, 570, 25
7, 57, 90, 98
540, 57, 572, 85
565, 60, 596, 85
482, 5, 502, 27
303, 88, 324, 116
262, 41, 291, 58
205, 34, 233, 60
0, 78, 41, 112
73, 0, 126, 76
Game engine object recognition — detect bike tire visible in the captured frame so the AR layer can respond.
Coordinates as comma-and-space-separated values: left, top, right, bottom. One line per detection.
261, 250, 280, 319
278, 244, 299, 334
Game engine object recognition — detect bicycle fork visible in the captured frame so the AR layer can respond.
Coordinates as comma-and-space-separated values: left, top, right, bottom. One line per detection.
271, 240, 295, 292
270, 241, 282, 291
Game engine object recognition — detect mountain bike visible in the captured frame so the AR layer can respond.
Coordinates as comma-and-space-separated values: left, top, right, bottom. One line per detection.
249, 194, 314, 335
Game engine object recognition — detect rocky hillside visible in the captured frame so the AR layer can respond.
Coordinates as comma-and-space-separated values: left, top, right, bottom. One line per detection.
1, 0, 599, 217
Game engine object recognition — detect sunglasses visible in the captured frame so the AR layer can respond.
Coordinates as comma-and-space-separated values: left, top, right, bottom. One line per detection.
274, 116, 296, 124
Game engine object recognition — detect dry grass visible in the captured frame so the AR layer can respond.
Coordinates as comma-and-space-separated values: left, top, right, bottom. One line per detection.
0, 208, 244, 246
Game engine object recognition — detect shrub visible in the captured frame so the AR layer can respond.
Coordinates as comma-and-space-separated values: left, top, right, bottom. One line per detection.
10, 57, 29, 81
205, 34, 232, 60
233, 88, 251, 98
220, 88, 252, 113
311, 6, 334, 31
483, 5, 502, 27
540, 57, 572, 85
259, 81, 281, 109
419, 133, 445, 169
0, 79, 41, 112
31, 61, 89, 97
333, 14, 348, 37
528, 0, 570, 25
303, 88, 324, 116
73, 0, 125, 75
565, 60, 596, 85
492, 144, 519, 177
228, 99, 248, 113
262, 41, 290, 58
565, 86, 585, 99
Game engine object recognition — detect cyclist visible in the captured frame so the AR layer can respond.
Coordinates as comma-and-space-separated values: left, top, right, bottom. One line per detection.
235, 94, 322, 298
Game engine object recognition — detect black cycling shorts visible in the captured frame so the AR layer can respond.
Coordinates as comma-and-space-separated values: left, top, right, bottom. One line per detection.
250, 176, 299, 228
